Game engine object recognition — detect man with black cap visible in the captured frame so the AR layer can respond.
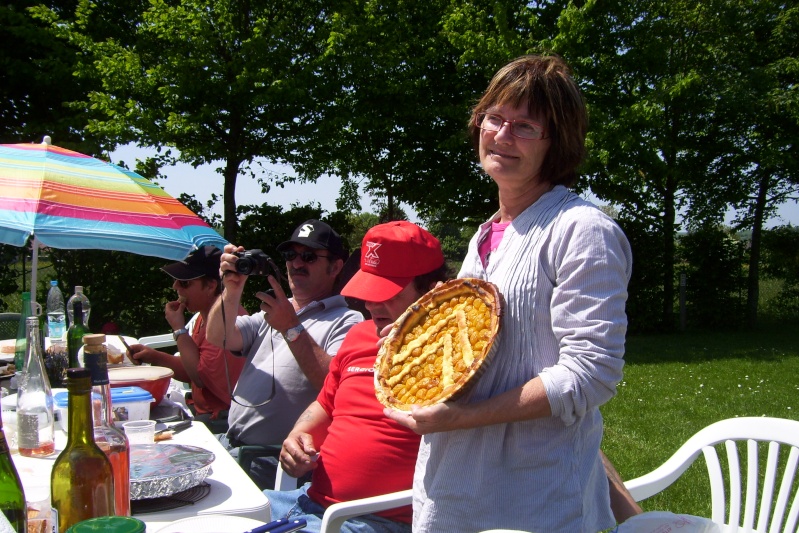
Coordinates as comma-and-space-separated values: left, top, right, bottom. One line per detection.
207, 219, 363, 489
128, 245, 247, 433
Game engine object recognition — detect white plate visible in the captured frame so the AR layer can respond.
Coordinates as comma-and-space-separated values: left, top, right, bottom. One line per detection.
0, 339, 16, 362
154, 515, 265, 533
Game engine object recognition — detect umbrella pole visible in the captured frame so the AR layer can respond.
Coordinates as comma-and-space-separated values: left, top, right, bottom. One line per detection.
31, 235, 39, 312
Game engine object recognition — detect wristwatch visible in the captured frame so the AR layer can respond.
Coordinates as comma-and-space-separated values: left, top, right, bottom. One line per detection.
283, 324, 305, 342
172, 328, 189, 341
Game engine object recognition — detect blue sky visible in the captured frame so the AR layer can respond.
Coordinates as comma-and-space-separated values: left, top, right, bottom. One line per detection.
112, 144, 798, 229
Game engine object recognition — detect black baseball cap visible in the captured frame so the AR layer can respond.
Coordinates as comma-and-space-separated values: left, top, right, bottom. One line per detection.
161, 246, 222, 281
276, 219, 347, 260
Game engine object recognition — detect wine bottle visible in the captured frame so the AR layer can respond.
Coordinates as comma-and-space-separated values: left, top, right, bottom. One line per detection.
0, 406, 26, 532
16, 316, 55, 457
82, 334, 130, 516
51, 368, 115, 532
67, 301, 90, 368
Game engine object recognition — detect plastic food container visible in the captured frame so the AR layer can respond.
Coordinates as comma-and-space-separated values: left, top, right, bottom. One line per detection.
54, 386, 154, 431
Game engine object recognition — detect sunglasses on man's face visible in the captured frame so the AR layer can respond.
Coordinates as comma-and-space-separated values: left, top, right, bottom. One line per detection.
177, 279, 194, 288
280, 250, 333, 264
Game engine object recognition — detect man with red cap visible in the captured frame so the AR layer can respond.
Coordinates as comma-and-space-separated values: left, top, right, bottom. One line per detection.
264, 221, 450, 533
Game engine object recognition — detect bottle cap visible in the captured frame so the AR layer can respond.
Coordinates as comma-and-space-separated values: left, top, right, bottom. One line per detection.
66, 516, 146, 533
83, 333, 106, 345
75, 286, 83, 293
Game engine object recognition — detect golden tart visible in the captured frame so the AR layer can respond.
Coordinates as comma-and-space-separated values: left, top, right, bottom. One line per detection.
374, 278, 502, 410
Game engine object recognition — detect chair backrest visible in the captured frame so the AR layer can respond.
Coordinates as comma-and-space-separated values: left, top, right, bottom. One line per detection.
136, 333, 176, 350
624, 417, 799, 533
0, 312, 21, 340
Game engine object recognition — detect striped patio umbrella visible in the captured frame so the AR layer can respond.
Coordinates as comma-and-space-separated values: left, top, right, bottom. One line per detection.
0, 138, 228, 304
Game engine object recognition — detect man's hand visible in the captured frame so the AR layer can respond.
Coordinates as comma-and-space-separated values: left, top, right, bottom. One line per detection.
219, 244, 247, 296
127, 344, 159, 366
279, 432, 319, 478
164, 300, 186, 331
256, 275, 299, 333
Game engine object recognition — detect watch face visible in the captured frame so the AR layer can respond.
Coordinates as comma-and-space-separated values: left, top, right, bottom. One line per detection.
286, 325, 304, 341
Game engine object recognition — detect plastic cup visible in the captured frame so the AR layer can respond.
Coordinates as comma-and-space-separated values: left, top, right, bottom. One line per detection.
123, 420, 155, 444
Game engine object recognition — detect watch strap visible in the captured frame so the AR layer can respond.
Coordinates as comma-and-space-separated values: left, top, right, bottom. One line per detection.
283, 324, 305, 342
172, 328, 189, 341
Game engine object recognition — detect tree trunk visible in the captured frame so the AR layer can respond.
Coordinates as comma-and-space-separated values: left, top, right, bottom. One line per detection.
662, 183, 676, 331
746, 169, 770, 328
223, 160, 240, 243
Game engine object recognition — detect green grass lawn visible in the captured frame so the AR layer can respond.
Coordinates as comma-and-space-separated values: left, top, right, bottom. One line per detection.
601, 324, 799, 518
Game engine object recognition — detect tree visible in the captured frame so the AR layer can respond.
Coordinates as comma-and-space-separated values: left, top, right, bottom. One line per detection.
287, 0, 510, 226
557, 0, 776, 330
35, 0, 332, 242
0, 0, 103, 152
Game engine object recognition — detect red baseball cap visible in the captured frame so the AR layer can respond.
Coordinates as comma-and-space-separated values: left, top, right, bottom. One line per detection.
341, 221, 444, 302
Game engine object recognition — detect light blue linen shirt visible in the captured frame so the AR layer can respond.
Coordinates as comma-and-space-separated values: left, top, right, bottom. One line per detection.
413, 186, 633, 533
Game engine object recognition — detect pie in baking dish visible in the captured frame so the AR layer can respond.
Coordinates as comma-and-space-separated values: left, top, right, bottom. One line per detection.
374, 278, 501, 410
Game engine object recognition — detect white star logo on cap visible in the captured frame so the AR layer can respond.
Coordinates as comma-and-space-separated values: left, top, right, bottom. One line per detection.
298, 224, 315, 238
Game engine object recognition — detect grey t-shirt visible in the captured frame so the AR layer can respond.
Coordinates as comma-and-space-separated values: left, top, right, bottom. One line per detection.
226, 295, 362, 446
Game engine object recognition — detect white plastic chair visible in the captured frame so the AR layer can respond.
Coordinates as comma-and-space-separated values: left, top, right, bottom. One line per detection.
136, 333, 176, 349
623, 417, 799, 533
273, 462, 412, 532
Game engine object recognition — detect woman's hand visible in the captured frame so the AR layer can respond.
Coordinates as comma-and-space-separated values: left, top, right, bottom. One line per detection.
383, 403, 466, 435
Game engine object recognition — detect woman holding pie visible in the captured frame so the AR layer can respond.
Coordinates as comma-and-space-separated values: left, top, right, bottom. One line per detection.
385, 54, 633, 532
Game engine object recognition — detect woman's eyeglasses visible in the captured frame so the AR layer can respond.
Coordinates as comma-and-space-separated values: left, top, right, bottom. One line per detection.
475, 113, 548, 140
280, 250, 332, 264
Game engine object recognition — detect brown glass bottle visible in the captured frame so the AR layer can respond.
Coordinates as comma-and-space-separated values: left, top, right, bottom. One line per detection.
51, 368, 115, 532
83, 334, 130, 516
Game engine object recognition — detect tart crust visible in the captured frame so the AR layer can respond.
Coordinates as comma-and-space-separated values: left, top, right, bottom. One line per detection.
374, 278, 501, 410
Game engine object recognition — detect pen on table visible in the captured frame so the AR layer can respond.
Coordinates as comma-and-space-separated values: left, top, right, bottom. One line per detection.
243, 518, 307, 533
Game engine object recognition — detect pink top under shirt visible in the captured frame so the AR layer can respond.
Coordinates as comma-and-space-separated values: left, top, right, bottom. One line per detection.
479, 220, 510, 267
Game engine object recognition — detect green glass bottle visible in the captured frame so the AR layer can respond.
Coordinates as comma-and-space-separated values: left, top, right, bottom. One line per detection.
0, 406, 26, 532
51, 368, 115, 532
13, 292, 32, 372
67, 301, 90, 368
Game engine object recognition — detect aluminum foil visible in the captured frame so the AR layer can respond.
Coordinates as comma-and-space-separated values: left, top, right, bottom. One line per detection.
129, 443, 215, 500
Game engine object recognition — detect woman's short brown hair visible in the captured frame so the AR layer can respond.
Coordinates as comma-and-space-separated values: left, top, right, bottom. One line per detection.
469, 54, 588, 188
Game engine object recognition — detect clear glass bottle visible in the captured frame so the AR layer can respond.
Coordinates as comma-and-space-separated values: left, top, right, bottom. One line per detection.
46, 281, 66, 341
0, 406, 26, 532
16, 316, 55, 457
67, 301, 90, 368
82, 334, 130, 516
67, 286, 91, 329
51, 368, 115, 533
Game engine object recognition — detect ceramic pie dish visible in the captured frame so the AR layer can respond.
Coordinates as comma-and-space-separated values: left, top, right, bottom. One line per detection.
375, 277, 502, 411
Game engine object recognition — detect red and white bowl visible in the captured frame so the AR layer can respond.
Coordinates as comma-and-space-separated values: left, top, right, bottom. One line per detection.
108, 366, 174, 406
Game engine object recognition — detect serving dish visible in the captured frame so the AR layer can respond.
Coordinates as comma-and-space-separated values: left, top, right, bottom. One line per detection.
108, 365, 173, 405
129, 443, 214, 500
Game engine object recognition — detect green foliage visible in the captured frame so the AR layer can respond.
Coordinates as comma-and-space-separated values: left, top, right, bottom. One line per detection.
760, 225, 799, 320
47, 248, 173, 337
0, 245, 21, 311
0, 0, 104, 151
676, 226, 746, 329
615, 215, 668, 334
33, 0, 333, 241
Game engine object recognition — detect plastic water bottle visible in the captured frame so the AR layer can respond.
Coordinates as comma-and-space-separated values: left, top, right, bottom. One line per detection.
46, 281, 66, 341
67, 286, 91, 328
